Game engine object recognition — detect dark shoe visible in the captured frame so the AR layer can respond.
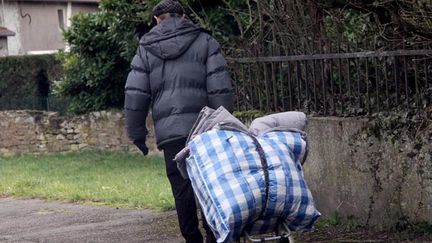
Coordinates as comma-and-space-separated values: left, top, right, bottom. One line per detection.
185, 231, 203, 243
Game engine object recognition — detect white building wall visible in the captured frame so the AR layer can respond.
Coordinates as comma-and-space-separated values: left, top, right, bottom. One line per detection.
3, 1, 21, 55
2, 1, 99, 55
18, 1, 68, 53
0, 38, 9, 56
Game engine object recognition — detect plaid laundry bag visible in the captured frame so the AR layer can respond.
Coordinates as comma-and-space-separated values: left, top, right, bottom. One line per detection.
186, 129, 321, 242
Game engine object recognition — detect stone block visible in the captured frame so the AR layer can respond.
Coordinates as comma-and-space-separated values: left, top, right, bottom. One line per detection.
56, 134, 66, 140
78, 144, 89, 149
70, 144, 79, 151
37, 134, 45, 141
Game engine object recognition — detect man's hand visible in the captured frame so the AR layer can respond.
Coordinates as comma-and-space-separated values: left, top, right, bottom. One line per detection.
133, 140, 149, 156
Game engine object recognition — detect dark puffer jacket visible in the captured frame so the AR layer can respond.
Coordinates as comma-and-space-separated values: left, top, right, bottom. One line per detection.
124, 17, 234, 149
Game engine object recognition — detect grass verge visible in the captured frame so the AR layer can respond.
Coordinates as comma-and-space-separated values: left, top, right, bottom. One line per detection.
0, 151, 174, 211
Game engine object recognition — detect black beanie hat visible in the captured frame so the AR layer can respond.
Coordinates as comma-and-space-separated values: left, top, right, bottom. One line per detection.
152, 0, 184, 17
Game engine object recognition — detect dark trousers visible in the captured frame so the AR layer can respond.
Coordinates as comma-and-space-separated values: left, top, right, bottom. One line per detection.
163, 138, 216, 243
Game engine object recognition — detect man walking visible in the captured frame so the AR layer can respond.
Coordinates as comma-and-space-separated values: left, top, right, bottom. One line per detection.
124, 0, 234, 242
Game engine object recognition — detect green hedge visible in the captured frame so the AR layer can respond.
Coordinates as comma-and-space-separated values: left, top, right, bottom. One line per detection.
0, 54, 63, 102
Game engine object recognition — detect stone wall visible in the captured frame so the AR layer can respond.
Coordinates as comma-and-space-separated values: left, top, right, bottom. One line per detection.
1, 110, 431, 229
304, 117, 432, 229
0, 110, 157, 155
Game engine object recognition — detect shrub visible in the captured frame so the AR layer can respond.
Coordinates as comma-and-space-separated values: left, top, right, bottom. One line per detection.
0, 54, 63, 109
55, 0, 156, 113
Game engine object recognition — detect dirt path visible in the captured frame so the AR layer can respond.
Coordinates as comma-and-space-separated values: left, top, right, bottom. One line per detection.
0, 197, 182, 243
2, 197, 431, 243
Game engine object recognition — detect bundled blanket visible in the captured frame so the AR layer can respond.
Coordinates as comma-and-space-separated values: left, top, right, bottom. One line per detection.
175, 107, 320, 242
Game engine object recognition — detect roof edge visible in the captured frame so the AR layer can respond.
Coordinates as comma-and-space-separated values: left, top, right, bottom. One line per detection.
0, 27, 16, 37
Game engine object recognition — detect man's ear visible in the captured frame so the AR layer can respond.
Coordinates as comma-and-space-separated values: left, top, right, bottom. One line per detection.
154, 16, 160, 24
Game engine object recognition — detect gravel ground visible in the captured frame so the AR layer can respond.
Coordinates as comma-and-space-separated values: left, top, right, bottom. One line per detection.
0, 197, 182, 243
1, 197, 431, 243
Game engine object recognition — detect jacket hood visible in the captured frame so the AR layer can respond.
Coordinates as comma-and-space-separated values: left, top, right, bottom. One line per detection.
140, 17, 201, 60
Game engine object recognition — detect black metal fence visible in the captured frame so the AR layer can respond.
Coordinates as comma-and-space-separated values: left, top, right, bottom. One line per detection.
229, 48, 432, 115
0, 96, 69, 113
2, 48, 431, 116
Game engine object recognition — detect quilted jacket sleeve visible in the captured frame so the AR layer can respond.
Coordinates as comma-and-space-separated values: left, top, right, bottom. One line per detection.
206, 36, 235, 113
124, 46, 151, 143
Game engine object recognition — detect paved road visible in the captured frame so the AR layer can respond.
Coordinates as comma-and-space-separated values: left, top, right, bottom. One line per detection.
0, 197, 182, 243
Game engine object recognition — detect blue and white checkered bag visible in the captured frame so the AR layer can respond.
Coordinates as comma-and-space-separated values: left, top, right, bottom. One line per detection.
186, 130, 320, 243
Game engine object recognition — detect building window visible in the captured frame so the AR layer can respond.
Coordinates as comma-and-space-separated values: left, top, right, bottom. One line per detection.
57, 9, 65, 29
